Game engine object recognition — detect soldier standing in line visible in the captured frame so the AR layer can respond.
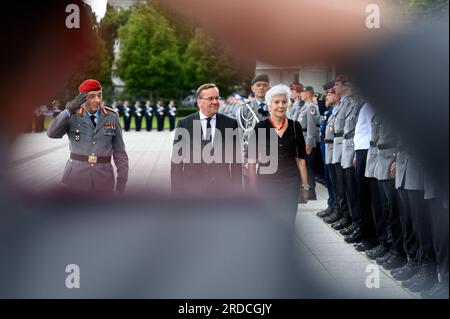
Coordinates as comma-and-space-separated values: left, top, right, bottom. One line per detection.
167, 99, 177, 131
298, 85, 320, 200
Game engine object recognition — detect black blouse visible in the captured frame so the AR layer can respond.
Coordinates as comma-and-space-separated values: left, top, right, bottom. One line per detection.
250, 119, 306, 177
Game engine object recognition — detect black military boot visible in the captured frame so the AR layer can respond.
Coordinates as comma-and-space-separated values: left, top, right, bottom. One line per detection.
382, 252, 407, 270
340, 222, 359, 236
331, 217, 352, 230
376, 250, 393, 265
317, 206, 333, 218
392, 258, 419, 281
354, 240, 377, 252
366, 244, 388, 260
344, 227, 362, 243
407, 261, 438, 292
323, 211, 342, 224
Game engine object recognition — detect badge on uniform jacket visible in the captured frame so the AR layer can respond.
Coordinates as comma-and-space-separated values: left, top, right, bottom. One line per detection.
309, 107, 316, 115
104, 122, 115, 129
75, 129, 80, 141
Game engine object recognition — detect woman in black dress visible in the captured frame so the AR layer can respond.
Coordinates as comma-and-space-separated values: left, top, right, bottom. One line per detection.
248, 84, 309, 227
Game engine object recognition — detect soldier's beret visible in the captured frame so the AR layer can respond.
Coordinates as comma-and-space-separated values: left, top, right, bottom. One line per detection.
322, 80, 335, 91
290, 82, 304, 92
300, 86, 314, 92
78, 79, 102, 93
251, 74, 270, 85
335, 74, 349, 84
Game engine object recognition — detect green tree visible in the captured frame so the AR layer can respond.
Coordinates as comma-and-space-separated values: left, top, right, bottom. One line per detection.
62, 6, 112, 98
183, 28, 251, 96
117, 3, 183, 96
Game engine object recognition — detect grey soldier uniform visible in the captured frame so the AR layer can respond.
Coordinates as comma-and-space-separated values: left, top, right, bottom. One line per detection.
374, 119, 397, 181
364, 113, 381, 178
324, 107, 337, 165
373, 116, 404, 259
287, 100, 302, 122
47, 106, 129, 193
395, 144, 424, 191
332, 96, 350, 164
298, 101, 320, 147
341, 96, 363, 169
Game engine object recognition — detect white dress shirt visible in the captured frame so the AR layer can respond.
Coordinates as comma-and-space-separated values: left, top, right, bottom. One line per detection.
199, 111, 217, 141
354, 102, 374, 150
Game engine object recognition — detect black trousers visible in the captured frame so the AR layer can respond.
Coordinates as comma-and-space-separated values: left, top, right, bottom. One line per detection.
328, 163, 349, 217
355, 150, 376, 240
134, 115, 143, 131
397, 188, 419, 258
169, 116, 176, 131
343, 167, 359, 221
368, 177, 388, 245
157, 115, 165, 131
409, 191, 434, 263
145, 115, 153, 131
378, 179, 404, 254
427, 198, 449, 281
124, 115, 131, 131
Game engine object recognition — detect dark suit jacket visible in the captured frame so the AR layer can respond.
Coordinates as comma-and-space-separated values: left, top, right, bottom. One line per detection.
171, 112, 242, 194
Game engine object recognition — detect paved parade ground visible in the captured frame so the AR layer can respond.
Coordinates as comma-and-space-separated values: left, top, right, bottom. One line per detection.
7, 131, 421, 299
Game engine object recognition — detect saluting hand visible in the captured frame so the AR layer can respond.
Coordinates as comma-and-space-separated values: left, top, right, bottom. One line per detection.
67, 92, 88, 113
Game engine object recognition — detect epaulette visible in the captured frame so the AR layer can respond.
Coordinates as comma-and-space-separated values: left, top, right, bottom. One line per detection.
102, 106, 119, 115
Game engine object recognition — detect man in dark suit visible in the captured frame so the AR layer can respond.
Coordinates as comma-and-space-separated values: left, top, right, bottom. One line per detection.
171, 83, 242, 194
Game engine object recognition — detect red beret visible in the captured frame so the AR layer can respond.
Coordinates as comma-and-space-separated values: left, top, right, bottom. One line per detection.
327, 88, 337, 94
78, 79, 102, 93
335, 74, 349, 84
290, 83, 304, 92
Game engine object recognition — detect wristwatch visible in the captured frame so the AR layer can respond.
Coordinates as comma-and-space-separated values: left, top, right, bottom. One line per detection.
301, 184, 309, 191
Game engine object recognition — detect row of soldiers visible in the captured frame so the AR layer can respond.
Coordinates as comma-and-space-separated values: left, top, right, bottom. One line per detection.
314, 74, 448, 299
110, 99, 178, 132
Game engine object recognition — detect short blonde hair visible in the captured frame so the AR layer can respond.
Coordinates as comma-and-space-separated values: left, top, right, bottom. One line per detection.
196, 83, 218, 99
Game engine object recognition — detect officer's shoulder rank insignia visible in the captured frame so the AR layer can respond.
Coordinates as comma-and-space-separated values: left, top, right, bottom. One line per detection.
103, 106, 119, 115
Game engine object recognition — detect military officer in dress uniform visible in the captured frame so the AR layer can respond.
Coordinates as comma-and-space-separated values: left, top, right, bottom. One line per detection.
325, 75, 352, 229
334, 82, 365, 232
47, 79, 129, 194
144, 100, 154, 131
156, 99, 166, 131
168, 99, 177, 131
123, 100, 131, 132
366, 117, 406, 270
317, 87, 340, 219
388, 142, 422, 285
323, 80, 351, 226
317, 82, 335, 217
298, 86, 320, 200
239, 74, 270, 189
133, 100, 143, 132
286, 82, 303, 121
